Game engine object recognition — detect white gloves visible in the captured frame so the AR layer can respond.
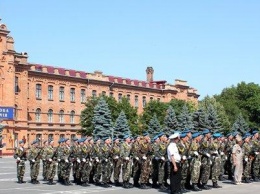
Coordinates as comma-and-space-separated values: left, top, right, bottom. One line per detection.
245, 157, 248, 162
142, 156, 147, 160
125, 157, 130, 161
255, 152, 259, 155
65, 159, 69, 163
135, 157, 139, 161
58, 159, 61, 162
214, 151, 218, 154
77, 158, 81, 163
17, 157, 20, 161
31, 159, 35, 163
89, 162, 92, 167
105, 159, 108, 162
49, 158, 52, 162
182, 156, 187, 160
206, 153, 210, 158
194, 151, 199, 156
82, 158, 86, 163
220, 152, 224, 156
114, 156, 119, 160
161, 157, 165, 161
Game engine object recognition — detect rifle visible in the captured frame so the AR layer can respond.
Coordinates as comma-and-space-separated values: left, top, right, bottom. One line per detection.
34, 147, 44, 161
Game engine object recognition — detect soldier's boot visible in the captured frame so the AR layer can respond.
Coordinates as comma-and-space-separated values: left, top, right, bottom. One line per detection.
152, 182, 159, 188
17, 178, 22, 184
82, 181, 90, 187
192, 183, 202, 191
20, 177, 26, 184
114, 180, 122, 187
123, 181, 129, 189
127, 181, 133, 188
133, 180, 140, 188
31, 179, 36, 184
159, 184, 167, 190
35, 179, 40, 184
219, 175, 226, 181
47, 179, 56, 185
66, 178, 73, 186
200, 183, 211, 190
244, 178, 251, 183
140, 183, 149, 189
181, 182, 189, 193
212, 181, 222, 188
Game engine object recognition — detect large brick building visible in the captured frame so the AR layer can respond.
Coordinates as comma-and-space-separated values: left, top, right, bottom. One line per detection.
0, 21, 199, 155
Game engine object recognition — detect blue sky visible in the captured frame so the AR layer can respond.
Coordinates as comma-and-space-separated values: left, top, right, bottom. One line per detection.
1, 0, 260, 99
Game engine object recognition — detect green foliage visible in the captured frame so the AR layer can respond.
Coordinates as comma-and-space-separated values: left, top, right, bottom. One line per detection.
92, 98, 113, 139
192, 108, 208, 132
178, 105, 194, 131
232, 113, 249, 135
205, 104, 223, 133
164, 106, 179, 134
168, 99, 196, 115
147, 114, 161, 138
113, 111, 131, 140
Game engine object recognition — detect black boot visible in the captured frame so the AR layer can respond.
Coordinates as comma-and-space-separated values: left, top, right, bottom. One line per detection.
82, 181, 90, 187
20, 177, 26, 184
31, 179, 36, 184
140, 183, 149, 189
192, 183, 202, 191
123, 181, 129, 189
244, 178, 251, 183
159, 184, 167, 190
133, 180, 140, 188
47, 179, 56, 185
219, 175, 226, 181
17, 178, 22, 184
35, 179, 40, 184
213, 182, 222, 188
114, 180, 122, 187
181, 182, 189, 193
200, 183, 211, 190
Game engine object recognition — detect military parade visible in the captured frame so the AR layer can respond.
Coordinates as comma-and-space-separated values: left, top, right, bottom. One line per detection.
13, 129, 260, 194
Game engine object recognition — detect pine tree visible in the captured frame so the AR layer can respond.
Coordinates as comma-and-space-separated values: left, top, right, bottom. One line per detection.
205, 104, 223, 133
193, 108, 208, 132
148, 114, 161, 138
92, 98, 113, 139
164, 106, 179, 134
232, 113, 249, 135
178, 105, 194, 131
113, 111, 131, 140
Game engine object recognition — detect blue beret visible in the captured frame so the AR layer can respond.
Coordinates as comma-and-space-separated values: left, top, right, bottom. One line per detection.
183, 129, 191, 133
123, 134, 130, 140
232, 131, 239, 137
180, 132, 187, 138
192, 132, 201, 139
243, 133, 252, 140
152, 135, 159, 142
252, 130, 259, 135
213, 133, 221, 138
143, 132, 149, 137
226, 133, 232, 137
31, 140, 38, 145
202, 129, 210, 135
72, 137, 78, 141
157, 132, 165, 138
19, 140, 24, 144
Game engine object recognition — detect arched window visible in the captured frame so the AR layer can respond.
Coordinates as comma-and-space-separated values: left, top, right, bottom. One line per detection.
48, 85, 53, 100
59, 110, 64, 123
48, 109, 53, 123
36, 84, 42, 99
142, 96, 147, 108
70, 111, 75, 124
35, 108, 41, 122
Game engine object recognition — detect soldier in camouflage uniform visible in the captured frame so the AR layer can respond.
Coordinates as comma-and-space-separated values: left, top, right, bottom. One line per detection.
56, 138, 64, 183
138, 132, 153, 189
41, 140, 49, 181
43, 139, 57, 185
251, 130, 260, 181
120, 135, 133, 188
151, 135, 160, 188
14, 140, 27, 184
60, 138, 73, 186
242, 133, 253, 183
198, 129, 212, 190
28, 140, 42, 184
70, 137, 79, 184
111, 137, 122, 186
178, 132, 190, 193
101, 137, 113, 187
189, 132, 202, 191
132, 135, 141, 187
93, 138, 102, 185
210, 133, 222, 188
80, 137, 92, 186
218, 135, 227, 181
225, 133, 235, 180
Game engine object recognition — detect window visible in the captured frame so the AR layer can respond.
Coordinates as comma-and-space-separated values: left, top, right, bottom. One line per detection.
48, 85, 53, 100
127, 94, 131, 101
70, 110, 75, 124
15, 76, 19, 93
59, 134, 65, 139
150, 97, 154, 101
92, 90, 97, 97
102, 91, 106, 96
14, 104, 18, 120
80, 89, 86, 103
118, 93, 122, 102
59, 110, 64, 123
48, 109, 53, 123
59, 86, 65, 101
157, 98, 160, 102
48, 134, 53, 140
134, 96, 138, 107
36, 134, 42, 142
36, 84, 42, 99
35, 108, 41, 122
70, 88, 75, 102
109, 92, 114, 97
71, 134, 76, 140
142, 96, 146, 108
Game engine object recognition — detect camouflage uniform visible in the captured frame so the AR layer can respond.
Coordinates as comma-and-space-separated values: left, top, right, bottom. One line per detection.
41, 144, 49, 181
14, 146, 27, 183
131, 139, 141, 186
225, 139, 235, 180
93, 142, 102, 184
60, 144, 72, 185
243, 140, 252, 182
101, 142, 112, 186
210, 138, 222, 188
56, 143, 63, 182
151, 140, 160, 186
80, 143, 92, 186
120, 141, 132, 188
70, 142, 80, 183
28, 146, 42, 184
157, 142, 167, 187
44, 145, 57, 185
111, 142, 122, 184
178, 139, 189, 191
251, 139, 260, 181
218, 140, 227, 180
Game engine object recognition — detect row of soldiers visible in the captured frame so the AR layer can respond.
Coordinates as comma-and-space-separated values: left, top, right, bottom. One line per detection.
14, 129, 260, 192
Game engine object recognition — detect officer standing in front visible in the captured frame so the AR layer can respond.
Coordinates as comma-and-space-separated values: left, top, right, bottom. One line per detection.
14, 140, 27, 184
167, 133, 182, 194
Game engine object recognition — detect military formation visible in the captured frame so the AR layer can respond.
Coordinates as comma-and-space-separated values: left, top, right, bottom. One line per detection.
13, 129, 260, 193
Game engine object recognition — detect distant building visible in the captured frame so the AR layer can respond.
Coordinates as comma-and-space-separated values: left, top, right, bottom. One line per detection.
0, 21, 199, 155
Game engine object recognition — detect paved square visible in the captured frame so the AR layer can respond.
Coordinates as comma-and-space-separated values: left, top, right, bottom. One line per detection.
0, 157, 259, 194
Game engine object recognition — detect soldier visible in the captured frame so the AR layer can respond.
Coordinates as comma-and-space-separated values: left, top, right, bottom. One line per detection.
198, 129, 212, 190
151, 135, 160, 188
242, 133, 253, 183
92, 137, 102, 185
14, 140, 27, 184
232, 135, 244, 185
120, 134, 133, 188
101, 136, 113, 187
251, 130, 260, 182
138, 132, 152, 189
111, 137, 122, 186
44, 138, 57, 185
70, 137, 79, 184
28, 140, 42, 184
80, 137, 91, 186
56, 138, 64, 183
75, 138, 84, 185
41, 140, 49, 181
218, 135, 227, 181
189, 132, 202, 191
132, 135, 141, 187
60, 138, 73, 186
210, 133, 222, 188
225, 133, 235, 180
178, 132, 190, 193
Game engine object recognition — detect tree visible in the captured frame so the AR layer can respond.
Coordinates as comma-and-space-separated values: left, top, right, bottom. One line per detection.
193, 108, 208, 132
147, 114, 161, 138
167, 99, 196, 115
113, 111, 131, 140
92, 98, 113, 139
164, 106, 179, 134
178, 105, 194, 131
205, 104, 223, 133
232, 113, 249, 135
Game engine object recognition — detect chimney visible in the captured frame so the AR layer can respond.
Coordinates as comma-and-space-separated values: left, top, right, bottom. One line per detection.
146, 66, 154, 82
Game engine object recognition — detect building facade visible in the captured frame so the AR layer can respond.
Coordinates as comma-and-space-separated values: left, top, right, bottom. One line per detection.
0, 21, 199, 155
